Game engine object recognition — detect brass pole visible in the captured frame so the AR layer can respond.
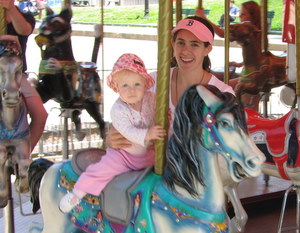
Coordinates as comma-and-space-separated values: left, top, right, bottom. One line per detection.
260, 0, 269, 52
175, 0, 182, 23
198, 0, 202, 8
224, 0, 230, 84
154, 0, 172, 175
0, 7, 7, 35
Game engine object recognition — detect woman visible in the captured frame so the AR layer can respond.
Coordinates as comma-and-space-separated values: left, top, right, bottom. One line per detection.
0, 0, 36, 72
107, 16, 234, 148
196, 1, 261, 39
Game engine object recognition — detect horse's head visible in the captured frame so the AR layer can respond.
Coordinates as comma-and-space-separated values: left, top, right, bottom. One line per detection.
35, 6, 72, 48
0, 37, 23, 109
164, 85, 265, 196
229, 22, 260, 46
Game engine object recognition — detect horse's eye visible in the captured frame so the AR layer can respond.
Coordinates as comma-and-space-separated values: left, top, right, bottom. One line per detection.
219, 120, 231, 128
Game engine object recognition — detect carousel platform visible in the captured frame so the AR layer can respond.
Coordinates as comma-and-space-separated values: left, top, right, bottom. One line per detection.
0, 174, 296, 233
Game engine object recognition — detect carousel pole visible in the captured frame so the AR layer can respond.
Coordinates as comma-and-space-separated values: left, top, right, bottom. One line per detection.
154, 0, 172, 175
0, 8, 14, 233
175, 0, 182, 23
260, 0, 269, 53
224, 0, 230, 85
197, 0, 202, 9
62, 0, 71, 160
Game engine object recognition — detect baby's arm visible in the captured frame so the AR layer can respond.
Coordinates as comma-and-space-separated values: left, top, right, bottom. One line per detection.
111, 101, 151, 147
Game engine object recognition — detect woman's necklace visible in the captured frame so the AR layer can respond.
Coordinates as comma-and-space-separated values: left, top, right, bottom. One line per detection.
175, 68, 206, 104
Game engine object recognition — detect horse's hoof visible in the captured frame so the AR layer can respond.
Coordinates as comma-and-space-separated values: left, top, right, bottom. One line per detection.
0, 197, 8, 208
75, 131, 86, 141
15, 176, 29, 193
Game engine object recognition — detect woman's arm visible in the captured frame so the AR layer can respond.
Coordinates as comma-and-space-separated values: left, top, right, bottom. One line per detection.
195, 8, 225, 38
105, 127, 132, 149
0, 0, 34, 35
25, 95, 48, 152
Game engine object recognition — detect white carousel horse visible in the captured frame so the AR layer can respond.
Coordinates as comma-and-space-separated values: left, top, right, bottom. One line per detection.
28, 84, 264, 233
0, 37, 31, 208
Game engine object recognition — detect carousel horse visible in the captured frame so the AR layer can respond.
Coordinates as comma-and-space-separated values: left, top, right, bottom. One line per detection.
0, 37, 31, 208
246, 107, 300, 185
228, 22, 287, 109
246, 107, 300, 231
34, 6, 105, 140
28, 84, 264, 233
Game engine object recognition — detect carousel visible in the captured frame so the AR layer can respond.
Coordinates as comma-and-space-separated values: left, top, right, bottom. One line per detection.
0, 0, 299, 232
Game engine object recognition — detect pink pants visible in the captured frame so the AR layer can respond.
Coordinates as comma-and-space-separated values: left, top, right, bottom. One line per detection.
73, 148, 154, 197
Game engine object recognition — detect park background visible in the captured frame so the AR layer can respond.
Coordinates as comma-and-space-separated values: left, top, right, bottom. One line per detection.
38, 0, 283, 32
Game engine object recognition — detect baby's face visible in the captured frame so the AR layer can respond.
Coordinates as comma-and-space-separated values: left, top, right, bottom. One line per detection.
114, 71, 146, 105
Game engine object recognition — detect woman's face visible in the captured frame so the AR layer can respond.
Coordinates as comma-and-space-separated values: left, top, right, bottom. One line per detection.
172, 29, 212, 72
239, 6, 251, 22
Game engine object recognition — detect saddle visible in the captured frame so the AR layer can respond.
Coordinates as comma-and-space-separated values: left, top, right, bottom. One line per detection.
246, 108, 299, 179
70, 148, 152, 225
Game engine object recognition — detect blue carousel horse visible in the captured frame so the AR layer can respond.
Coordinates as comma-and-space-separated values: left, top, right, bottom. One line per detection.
0, 36, 31, 207
28, 84, 264, 233
34, 6, 105, 140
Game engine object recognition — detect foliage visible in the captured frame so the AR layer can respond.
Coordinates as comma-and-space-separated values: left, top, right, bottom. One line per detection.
48, 0, 283, 31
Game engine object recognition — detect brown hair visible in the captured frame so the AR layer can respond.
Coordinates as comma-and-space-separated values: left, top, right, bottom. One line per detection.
171, 16, 214, 72
241, 1, 261, 29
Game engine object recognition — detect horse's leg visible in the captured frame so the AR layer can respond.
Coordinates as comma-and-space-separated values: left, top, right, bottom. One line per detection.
83, 101, 106, 140
218, 155, 247, 233
14, 137, 31, 193
224, 183, 248, 233
0, 145, 9, 208
39, 163, 80, 233
71, 109, 86, 141
35, 75, 56, 103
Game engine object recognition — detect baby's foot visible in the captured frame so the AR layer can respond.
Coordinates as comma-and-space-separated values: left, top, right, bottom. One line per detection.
59, 192, 80, 213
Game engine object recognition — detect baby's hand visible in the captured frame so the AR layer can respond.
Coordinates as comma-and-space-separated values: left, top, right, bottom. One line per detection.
145, 125, 167, 142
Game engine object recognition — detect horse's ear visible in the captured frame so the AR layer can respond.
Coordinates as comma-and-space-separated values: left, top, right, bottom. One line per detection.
196, 85, 221, 108
45, 5, 54, 16
60, 7, 73, 22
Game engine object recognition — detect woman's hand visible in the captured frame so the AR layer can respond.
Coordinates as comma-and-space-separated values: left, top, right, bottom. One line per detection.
195, 8, 206, 18
45, 58, 62, 71
229, 61, 243, 68
106, 127, 132, 149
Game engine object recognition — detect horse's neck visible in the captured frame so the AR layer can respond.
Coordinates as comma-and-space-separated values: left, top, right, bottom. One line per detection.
172, 150, 225, 212
44, 39, 75, 61
242, 38, 263, 67
1, 103, 22, 130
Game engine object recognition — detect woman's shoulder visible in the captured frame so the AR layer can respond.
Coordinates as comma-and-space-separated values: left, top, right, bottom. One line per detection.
208, 75, 235, 95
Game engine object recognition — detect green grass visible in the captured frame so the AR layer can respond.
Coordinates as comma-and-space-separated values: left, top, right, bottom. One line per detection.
46, 0, 283, 31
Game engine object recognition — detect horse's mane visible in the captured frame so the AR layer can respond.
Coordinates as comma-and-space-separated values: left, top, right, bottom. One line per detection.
163, 84, 247, 197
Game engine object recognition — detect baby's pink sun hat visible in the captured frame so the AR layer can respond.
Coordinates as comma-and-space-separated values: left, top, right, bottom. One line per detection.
107, 53, 155, 93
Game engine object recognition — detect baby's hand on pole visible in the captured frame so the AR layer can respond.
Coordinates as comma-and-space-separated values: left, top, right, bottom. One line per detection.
145, 125, 167, 142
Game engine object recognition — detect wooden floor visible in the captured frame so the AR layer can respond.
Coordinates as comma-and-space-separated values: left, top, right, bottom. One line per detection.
230, 175, 298, 233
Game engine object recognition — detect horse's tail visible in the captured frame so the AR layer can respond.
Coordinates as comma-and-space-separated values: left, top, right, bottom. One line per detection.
28, 158, 54, 213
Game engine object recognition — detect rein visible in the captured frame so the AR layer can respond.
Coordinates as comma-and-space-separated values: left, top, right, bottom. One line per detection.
202, 104, 235, 160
